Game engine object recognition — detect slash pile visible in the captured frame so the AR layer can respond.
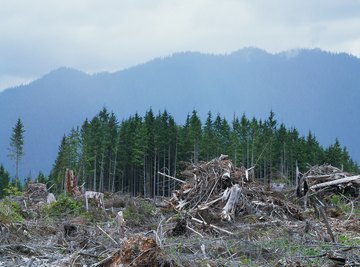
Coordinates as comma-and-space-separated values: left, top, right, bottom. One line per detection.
169, 155, 302, 225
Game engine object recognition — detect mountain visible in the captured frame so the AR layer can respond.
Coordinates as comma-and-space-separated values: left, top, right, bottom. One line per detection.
1, 48, 360, 179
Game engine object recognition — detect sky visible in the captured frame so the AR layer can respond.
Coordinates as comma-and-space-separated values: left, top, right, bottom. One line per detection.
1, 0, 360, 91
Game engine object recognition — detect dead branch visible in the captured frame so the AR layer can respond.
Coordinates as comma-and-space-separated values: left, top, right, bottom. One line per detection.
191, 217, 234, 235
158, 171, 186, 184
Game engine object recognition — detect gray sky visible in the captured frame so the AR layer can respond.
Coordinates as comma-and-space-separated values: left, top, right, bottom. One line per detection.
1, 0, 360, 91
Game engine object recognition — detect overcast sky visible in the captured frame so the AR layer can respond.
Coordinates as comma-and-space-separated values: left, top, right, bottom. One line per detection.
1, 0, 360, 91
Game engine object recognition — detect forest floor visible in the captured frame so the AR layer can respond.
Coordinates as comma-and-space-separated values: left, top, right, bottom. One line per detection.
0, 162, 359, 266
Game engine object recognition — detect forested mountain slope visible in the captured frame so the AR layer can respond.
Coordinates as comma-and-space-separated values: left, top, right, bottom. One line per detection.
0, 48, 359, 178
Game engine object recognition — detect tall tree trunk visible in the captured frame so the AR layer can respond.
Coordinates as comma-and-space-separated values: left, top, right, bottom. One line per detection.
107, 158, 111, 192
246, 136, 250, 168
99, 153, 105, 192
93, 155, 97, 192
143, 154, 146, 197
163, 148, 166, 197
111, 153, 117, 192
168, 146, 171, 197
121, 171, 124, 193
173, 141, 178, 193
194, 141, 199, 165
157, 152, 160, 196
153, 150, 157, 199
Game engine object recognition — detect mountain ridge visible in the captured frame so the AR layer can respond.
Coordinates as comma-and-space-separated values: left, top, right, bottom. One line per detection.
1, 47, 359, 179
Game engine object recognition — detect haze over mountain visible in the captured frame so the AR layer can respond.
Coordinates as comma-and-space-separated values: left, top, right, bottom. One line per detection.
1, 48, 359, 179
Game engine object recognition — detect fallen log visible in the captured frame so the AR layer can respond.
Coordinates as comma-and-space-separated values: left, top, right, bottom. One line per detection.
310, 175, 360, 190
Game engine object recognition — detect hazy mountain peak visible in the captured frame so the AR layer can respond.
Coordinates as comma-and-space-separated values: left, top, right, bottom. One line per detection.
42, 67, 88, 80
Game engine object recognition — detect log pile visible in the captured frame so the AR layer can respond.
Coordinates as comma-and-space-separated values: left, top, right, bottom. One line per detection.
168, 155, 302, 225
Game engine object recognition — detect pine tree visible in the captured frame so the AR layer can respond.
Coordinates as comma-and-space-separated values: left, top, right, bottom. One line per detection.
8, 118, 25, 182
201, 111, 216, 161
50, 107, 360, 197
326, 138, 343, 168
0, 164, 10, 198
188, 110, 202, 165
132, 121, 148, 195
49, 135, 70, 192
36, 171, 48, 184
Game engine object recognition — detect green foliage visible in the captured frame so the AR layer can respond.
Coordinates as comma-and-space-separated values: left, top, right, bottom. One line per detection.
123, 198, 155, 226
3, 180, 22, 196
24, 176, 32, 189
0, 164, 10, 198
44, 194, 83, 217
50, 108, 359, 197
338, 234, 360, 246
329, 194, 341, 206
0, 198, 24, 223
36, 171, 48, 184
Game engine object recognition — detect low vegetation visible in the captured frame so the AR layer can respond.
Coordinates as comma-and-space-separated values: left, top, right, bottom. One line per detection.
0, 198, 24, 223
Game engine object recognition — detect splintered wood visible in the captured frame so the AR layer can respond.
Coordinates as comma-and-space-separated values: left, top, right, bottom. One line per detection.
221, 184, 241, 221
170, 155, 245, 219
64, 168, 81, 197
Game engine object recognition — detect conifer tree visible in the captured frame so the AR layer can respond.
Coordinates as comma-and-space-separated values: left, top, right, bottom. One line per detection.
326, 138, 343, 168
49, 135, 70, 192
8, 118, 25, 182
50, 107, 359, 197
189, 110, 202, 165
202, 111, 216, 161
0, 164, 10, 198
9, 118, 25, 183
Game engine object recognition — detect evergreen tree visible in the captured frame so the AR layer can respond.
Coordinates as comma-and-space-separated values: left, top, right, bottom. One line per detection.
36, 171, 48, 184
213, 114, 224, 157
8, 118, 25, 181
132, 121, 148, 195
326, 138, 343, 168
188, 110, 202, 164
201, 111, 216, 161
305, 131, 323, 166
0, 164, 10, 198
50, 108, 359, 197
24, 175, 32, 189
49, 135, 70, 192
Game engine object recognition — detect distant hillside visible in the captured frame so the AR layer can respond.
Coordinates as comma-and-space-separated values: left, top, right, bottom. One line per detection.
1, 48, 359, 179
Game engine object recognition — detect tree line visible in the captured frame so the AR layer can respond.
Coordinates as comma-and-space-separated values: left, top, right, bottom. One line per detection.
47, 108, 358, 196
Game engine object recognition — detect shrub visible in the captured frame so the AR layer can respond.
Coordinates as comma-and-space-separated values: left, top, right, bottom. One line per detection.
0, 198, 24, 223
44, 194, 83, 217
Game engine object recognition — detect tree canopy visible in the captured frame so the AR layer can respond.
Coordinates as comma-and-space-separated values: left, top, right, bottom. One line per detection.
49, 109, 359, 196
